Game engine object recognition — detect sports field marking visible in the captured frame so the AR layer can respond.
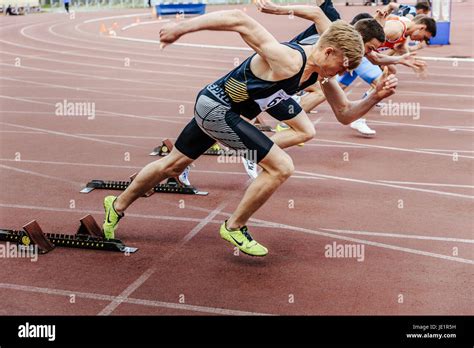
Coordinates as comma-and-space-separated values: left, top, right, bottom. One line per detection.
295, 170, 474, 200
378, 180, 474, 188
0, 283, 269, 316
321, 228, 474, 244
307, 139, 474, 159
1, 203, 472, 264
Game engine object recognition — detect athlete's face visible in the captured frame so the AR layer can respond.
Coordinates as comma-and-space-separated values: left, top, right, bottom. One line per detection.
364, 38, 383, 55
410, 25, 432, 42
317, 47, 348, 78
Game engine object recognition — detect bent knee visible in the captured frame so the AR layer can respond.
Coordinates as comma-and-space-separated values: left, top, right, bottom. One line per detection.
273, 154, 295, 180
301, 126, 316, 142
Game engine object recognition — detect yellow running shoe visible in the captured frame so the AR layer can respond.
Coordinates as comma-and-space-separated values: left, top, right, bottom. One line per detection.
219, 222, 268, 257
210, 143, 221, 151
103, 196, 123, 239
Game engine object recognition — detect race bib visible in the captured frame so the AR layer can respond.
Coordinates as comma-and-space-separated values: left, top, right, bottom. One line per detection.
254, 90, 291, 111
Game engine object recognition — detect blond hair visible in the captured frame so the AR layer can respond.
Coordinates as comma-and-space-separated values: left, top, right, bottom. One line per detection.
318, 20, 364, 71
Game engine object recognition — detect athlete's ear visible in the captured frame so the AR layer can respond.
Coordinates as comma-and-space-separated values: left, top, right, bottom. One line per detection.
325, 47, 335, 57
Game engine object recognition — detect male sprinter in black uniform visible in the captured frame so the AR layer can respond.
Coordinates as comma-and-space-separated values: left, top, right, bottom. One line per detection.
102, 10, 397, 257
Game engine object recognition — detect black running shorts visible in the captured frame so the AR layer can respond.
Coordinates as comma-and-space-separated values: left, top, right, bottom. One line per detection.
174, 85, 274, 163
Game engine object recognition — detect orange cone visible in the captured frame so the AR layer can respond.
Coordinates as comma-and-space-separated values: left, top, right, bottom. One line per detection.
100, 23, 107, 33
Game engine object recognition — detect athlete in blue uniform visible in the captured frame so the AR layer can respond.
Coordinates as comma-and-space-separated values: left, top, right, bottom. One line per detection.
101, 10, 397, 257
257, 1, 428, 136
384, 1, 431, 20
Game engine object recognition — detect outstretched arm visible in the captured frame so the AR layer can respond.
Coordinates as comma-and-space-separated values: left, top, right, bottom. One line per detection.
366, 51, 427, 73
320, 68, 398, 125
159, 10, 300, 78
256, 0, 332, 34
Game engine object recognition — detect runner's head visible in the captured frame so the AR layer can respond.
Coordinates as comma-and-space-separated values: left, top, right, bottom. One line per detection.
313, 20, 364, 78
353, 18, 385, 54
415, 1, 431, 15
410, 15, 437, 42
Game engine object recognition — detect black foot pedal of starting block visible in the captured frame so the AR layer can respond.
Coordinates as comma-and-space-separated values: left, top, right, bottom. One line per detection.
0, 215, 138, 254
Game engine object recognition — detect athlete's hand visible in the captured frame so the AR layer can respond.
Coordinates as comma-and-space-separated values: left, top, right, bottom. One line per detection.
399, 51, 427, 74
374, 9, 388, 26
256, 0, 284, 15
374, 67, 398, 99
159, 23, 183, 49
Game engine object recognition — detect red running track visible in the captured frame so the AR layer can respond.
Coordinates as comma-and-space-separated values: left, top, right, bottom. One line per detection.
0, 3, 473, 316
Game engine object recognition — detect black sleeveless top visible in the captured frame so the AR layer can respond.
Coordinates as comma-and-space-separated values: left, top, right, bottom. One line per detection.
210, 42, 319, 119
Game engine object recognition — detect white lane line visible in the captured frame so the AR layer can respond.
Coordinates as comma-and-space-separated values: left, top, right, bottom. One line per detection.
0, 119, 146, 149
313, 116, 323, 126
0, 75, 196, 107
308, 139, 474, 159
0, 62, 201, 91
417, 148, 474, 153
107, 35, 474, 64
121, 19, 170, 31
368, 120, 474, 132
0, 158, 326, 182
180, 203, 227, 244
283, 226, 474, 264
420, 106, 474, 113
320, 228, 474, 244
0, 283, 269, 316
83, 12, 152, 24
0, 90, 188, 126
0, 130, 45, 134
1, 203, 472, 264
0, 164, 82, 186
3, 34, 219, 79
378, 180, 474, 188
0, 203, 214, 226
98, 268, 155, 316
295, 170, 474, 200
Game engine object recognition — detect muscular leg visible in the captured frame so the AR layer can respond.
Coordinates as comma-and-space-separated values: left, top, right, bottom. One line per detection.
227, 144, 294, 229
114, 147, 194, 213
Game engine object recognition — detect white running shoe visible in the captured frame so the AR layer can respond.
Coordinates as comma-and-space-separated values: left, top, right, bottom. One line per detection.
178, 166, 191, 186
242, 157, 258, 179
350, 118, 376, 136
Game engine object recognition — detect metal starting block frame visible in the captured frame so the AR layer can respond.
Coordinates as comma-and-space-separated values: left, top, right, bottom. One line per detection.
0, 215, 138, 254
80, 172, 208, 196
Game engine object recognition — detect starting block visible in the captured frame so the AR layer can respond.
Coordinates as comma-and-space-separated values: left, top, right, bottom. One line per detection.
150, 138, 235, 157
80, 172, 208, 196
0, 215, 138, 254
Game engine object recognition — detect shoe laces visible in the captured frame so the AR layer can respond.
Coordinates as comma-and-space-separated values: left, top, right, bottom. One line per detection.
240, 226, 254, 242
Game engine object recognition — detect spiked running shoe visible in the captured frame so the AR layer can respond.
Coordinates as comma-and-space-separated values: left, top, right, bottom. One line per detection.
220, 222, 268, 257
103, 195, 123, 239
